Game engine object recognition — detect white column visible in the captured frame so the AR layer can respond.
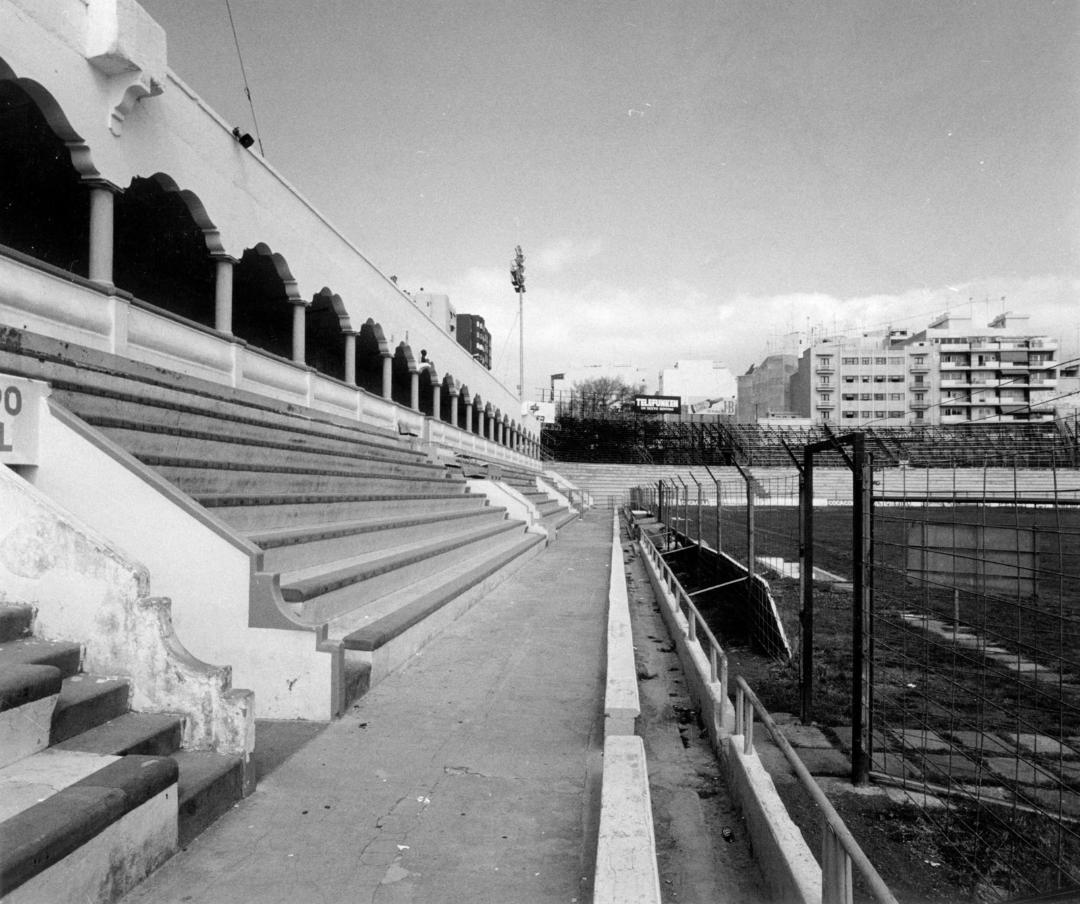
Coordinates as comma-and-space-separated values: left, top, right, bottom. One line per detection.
214, 257, 234, 334
87, 182, 116, 287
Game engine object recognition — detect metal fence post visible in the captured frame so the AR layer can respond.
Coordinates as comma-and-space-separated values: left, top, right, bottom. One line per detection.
802, 445, 815, 724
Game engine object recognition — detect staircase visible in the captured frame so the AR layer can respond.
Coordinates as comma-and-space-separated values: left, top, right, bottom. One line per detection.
0, 602, 243, 902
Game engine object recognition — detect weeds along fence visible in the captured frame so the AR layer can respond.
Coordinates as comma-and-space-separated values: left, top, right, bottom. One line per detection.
631, 456, 1080, 900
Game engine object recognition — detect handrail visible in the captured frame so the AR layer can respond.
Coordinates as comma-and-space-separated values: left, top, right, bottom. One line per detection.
637, 526, 728, 697
733, 676, 899, 904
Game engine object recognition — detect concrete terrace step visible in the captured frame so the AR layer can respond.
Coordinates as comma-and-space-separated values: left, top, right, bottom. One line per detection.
282, 519, 528, 625
0, 751, 179, 902
172, 750, 245, 847
94, 424, 444, 479
51, 674, 130, 745
59, 390, 422, 464
152, 461, 459, 497
197, 491, 484, 531
46, 372, 408, 453
0, 637, 82, 677
335, 529, 547, 700
252, 505, 511, 573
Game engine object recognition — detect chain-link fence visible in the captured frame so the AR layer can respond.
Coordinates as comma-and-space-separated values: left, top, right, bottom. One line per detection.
870, 482, 1080, 899
630, 453, 1080, 899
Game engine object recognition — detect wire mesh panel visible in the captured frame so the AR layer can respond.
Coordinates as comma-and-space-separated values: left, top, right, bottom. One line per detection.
871, 470, 1080, 899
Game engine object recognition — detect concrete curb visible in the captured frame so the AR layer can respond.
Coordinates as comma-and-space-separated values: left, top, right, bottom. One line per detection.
604, 512, 640, 737
594, 736, 662, 904
593, 512, 661, 904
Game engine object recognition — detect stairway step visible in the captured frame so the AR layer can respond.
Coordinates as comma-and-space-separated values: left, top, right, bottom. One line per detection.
0, 664, 63, 769
0, 638, 82, 678
55, 711, 183, 757
0, 753, 178, 900
0, 604, 34, 643
174, 749, 244, 847
0, 664, 62, 713
51, 675, 130, 745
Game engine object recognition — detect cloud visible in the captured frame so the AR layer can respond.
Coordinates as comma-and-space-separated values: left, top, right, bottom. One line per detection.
531, 237, 604, 276
423, 266, 1080, 397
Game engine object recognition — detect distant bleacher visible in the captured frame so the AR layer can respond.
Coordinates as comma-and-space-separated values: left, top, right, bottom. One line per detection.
543, 417, 1078, 469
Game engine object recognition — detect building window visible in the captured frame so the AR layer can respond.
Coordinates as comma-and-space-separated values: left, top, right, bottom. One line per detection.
821, 410, 831, 421
888, 410, 904, 418
842, 357, 858, 365
888, 357, 903, 364
843, 411, 857, 419
861, 376, 871, 383
819, 375, 831, 385
860, 393, 872, 400
875, 357, 887, 365
889, 375, 904, 382
842, 393, 856, 401
943, 407, 964, 416
914, 411, 924, 420
844, 376, 856, 384
862, 357, 871, 365
874, 393, 885, 400
875, 410, 886, 418
914, 392, 925, 401
874, 375, 885, 383
889, 393, 903, 400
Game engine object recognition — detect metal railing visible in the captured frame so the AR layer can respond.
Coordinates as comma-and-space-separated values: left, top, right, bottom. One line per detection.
637, 524, 729, 702
734, 676, 899, 904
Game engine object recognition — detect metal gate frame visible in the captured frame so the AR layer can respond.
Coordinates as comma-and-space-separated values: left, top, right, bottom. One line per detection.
798, 430, 874, 785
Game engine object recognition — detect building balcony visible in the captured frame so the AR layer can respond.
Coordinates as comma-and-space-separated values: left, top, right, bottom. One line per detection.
815, 365, 835, 375
909, 400, 930, 410
908, 383, 929, 392
816, 399, 836, 409
908, 363, 930, 373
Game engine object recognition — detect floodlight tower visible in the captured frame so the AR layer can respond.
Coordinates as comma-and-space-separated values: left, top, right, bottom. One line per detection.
510, 245, 526, 399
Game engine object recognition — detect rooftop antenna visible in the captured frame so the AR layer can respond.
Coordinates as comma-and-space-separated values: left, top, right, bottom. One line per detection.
224, 0, 266, 156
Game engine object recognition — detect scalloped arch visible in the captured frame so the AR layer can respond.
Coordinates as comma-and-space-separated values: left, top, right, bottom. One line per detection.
360, 318, 390, 356
313, 287, 352, 332
136, 172, 225, 255
394, 341, 417, 371
0, 57, 97, 177
249, 243, 300, 297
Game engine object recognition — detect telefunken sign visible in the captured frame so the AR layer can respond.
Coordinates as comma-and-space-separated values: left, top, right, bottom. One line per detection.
633, 395, 681, 414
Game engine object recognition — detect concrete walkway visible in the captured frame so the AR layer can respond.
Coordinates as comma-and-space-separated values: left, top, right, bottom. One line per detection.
122, 512, 611, 904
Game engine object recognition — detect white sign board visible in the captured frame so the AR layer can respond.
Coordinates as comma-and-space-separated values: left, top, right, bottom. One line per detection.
0, 375, 45, 466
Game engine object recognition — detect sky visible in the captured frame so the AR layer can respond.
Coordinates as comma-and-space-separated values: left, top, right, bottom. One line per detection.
138, 0, 1080, 397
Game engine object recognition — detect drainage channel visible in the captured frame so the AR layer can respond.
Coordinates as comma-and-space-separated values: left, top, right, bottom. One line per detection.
622, 531, 772, 903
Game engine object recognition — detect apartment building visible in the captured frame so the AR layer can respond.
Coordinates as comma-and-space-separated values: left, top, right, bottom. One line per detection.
775, 313, 1059, 426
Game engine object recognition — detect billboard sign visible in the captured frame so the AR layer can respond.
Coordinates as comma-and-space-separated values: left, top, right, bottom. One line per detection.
634, 395, 681, 414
